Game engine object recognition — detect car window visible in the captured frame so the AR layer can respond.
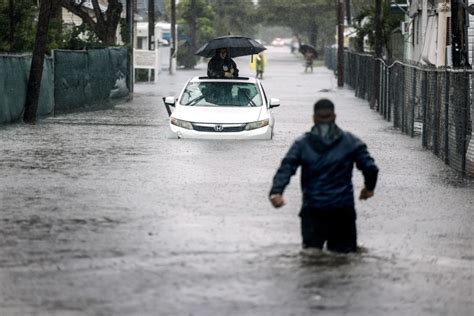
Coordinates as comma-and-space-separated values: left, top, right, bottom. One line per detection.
180, 81, 263, 107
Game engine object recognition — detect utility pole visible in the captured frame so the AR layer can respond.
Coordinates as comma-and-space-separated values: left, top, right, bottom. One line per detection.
345, 0, 351, 26
190, 0, 196, 53
126, 0, 134, 94
337, 0, 344, 87
169, 0, 176, 74
148, 0, 155, 50
371, 0, 383, 109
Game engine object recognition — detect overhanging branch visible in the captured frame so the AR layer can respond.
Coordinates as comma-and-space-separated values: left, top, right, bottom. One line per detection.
58, 0, 97, 33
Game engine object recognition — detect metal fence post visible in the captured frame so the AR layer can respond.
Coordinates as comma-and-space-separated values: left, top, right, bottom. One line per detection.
385, 68, 392, 122
432, 72, 439, 155
411, 68, 416, 137
401, 65, 406, 133
444, 71, 450, 164
422, 70, 428, 147
462, 71, 469, 173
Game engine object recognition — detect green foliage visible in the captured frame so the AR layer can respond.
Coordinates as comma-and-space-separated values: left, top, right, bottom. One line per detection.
61, 23, 105, 50
0, 1, 70, 53
258, 0, 335, 49
177, 0, 216, 68
353, 7, 373, 52
0, 0, 37, 52
352, 0, 405, 59
209, 0, 258, 37
177, 41, 198, 69
120, 18, 129, 46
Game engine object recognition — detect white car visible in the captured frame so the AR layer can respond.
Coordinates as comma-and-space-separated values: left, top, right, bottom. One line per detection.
164, 76, 280, 140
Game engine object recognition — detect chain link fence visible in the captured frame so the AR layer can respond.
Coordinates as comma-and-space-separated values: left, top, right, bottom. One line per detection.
326, 48, 472, 175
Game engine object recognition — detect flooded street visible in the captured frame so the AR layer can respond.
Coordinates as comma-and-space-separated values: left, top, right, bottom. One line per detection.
1, 47, 473, 315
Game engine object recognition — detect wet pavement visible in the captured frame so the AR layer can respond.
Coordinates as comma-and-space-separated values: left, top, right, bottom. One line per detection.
0, 46, 473, 315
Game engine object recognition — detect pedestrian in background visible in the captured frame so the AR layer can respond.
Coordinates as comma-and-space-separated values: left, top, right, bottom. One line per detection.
304, 51, 315, 73
269, 99, 379, 253
249, 52, 266, 79
255, 52, 265, 79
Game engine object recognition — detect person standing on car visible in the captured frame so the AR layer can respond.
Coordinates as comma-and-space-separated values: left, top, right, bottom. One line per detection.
269, 99, 379, 253
207, 48, 239, 79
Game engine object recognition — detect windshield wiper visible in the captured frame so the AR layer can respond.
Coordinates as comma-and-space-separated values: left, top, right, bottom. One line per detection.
185, 95, 205, 106
241, 92, 257, 107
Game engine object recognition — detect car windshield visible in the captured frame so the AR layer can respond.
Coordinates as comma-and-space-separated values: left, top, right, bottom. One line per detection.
180, 81, 263, 107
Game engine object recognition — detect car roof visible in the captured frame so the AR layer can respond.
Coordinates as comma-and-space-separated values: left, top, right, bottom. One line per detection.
189, 76, 259, 84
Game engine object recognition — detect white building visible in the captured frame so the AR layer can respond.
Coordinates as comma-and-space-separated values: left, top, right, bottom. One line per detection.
405, 0, 451, 66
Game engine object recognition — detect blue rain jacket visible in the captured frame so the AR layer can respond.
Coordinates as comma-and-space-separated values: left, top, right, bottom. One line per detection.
270, 123, 379, 210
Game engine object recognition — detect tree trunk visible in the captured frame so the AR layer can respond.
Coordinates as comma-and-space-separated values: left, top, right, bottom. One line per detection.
23, 0, 55, 124
148, 0, 155, 50
337, 0, 344, 87
190, 0, 197, 52
8, 0, 14, 51
58, 0, 122, 46
170, 0, 176, 74
52, 3, 62, 33
371, 0, 383, 109
309, 23, 318, 48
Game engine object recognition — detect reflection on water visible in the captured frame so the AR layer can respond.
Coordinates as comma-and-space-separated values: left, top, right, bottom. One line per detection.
299, 248, 353, 268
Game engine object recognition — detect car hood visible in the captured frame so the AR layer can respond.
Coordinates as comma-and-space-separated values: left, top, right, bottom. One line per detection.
173, 106, 265, 124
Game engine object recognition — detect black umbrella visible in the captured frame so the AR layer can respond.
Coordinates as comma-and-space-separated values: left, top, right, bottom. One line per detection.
195, 35, 266, 58
299, 44, 317, 55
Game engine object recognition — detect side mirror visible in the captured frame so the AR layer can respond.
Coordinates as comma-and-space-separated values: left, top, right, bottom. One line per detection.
164, 96, 176, 106
269, 98, 280, 108
163, 96, 176, 117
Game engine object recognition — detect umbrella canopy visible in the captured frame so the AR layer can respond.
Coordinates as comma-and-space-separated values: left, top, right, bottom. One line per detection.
299, 44, 317, 55
195, 35, 266, 58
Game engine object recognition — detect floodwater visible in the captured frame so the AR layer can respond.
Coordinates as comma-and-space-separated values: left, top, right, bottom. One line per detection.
0, 46, 473, 315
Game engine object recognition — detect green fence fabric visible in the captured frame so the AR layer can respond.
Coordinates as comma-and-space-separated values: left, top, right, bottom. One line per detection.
53, 50, 88, 111
0, 48, 128, 124
0, 55, 54, 124
108, 48, 129, 99
54, 47, 129, 112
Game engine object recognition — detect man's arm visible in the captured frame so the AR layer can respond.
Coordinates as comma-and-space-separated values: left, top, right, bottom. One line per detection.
269, 140, 303, 207
353, 139, 379, 200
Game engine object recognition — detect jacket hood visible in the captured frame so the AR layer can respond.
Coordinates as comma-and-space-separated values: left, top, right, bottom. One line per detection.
307, 123, 343, 153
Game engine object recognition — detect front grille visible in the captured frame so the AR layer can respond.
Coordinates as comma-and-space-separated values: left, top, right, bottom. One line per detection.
192, 123, 247, 133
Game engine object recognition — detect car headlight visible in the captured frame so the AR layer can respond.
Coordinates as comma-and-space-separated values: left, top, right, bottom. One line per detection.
245, 119, 269, 131
170, 117, 193, 130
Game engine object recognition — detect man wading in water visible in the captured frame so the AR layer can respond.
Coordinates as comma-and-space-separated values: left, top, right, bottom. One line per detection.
269, 99, 379, 253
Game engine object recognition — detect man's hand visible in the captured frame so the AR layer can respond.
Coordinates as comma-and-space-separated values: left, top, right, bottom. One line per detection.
359, 188, 374, 200
270, 194, 286, 208
224, 71, 233, 78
